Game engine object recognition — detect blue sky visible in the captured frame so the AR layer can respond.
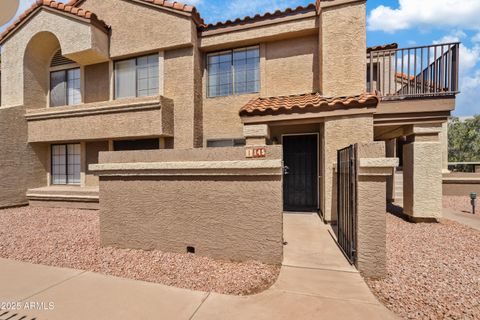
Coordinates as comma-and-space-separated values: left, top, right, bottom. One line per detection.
1, 0, 478, 116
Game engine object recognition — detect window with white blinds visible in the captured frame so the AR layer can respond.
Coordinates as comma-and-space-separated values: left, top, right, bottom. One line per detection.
51, 144, 81, 185
115, 54, 159, 99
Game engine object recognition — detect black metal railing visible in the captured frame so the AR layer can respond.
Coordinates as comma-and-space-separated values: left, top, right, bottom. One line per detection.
337, 144, 357, 264
367, 42, 460, 100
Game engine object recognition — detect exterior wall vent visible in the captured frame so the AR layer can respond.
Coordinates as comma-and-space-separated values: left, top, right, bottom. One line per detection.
51, 49, 76, 67
187, 246, 195, 254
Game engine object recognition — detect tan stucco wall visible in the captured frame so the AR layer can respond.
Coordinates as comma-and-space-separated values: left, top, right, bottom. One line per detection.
264, 35, 319, 97
403, 130, 443, 220
320, 1, 366, 97
355, 142, 390, 279
199, 15, 317, 50
202, 35, 319, 144
26, 96, 173, 142
84, 62, 110, 103
323, 114, 374, 221
77, 0, 194, 58
0, 106, 47, 208
1, 10, 107, 107
164, 44, 203, 148
96, 146, 283, 264
99, 146, 283, 163
85, 141, 109, 187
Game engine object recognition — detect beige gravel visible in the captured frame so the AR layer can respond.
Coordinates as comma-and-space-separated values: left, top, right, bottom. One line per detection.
443, 195, 474, 213
366, 212, 480, 320
0, 206, 280, 295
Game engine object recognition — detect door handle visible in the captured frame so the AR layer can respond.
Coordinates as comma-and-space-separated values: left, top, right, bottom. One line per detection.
284, 166, 290, 175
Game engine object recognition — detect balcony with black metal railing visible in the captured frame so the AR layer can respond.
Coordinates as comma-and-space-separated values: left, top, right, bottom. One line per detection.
367, 42, 460, 100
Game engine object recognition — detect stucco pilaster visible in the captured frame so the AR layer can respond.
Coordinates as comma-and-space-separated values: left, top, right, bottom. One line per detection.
355, 142, 397, 279
402, 125, 443, 221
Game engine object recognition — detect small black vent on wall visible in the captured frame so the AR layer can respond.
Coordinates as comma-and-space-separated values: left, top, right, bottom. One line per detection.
50, 49, 76, 67
187, 246, 195, 254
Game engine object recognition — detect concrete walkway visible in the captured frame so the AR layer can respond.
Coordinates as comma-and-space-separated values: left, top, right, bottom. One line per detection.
443, 207, 480, 231
0, 213, 396, 320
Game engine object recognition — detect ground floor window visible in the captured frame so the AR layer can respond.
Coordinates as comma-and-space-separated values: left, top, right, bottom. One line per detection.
206, 138, 246, 148
113, 139, 160, 151
51, 144, 81, 185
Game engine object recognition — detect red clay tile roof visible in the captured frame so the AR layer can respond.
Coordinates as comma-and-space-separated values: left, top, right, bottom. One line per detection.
0, 0, 108, 44
239, 92, 380, 116
200, 3, 317, 31
367, 43, 398, 53
67, 0, 204, 25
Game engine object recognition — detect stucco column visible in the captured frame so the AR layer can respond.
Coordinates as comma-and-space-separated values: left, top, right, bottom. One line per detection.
402, 125, 443, 221
243, 124, 270, 146
440, 121, 450, 173
323, 115, 374, 222
385, 139, 396, 203
355, 142, 398, 279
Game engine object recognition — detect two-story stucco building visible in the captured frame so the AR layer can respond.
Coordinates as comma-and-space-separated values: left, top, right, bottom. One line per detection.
0, 0, 458, 274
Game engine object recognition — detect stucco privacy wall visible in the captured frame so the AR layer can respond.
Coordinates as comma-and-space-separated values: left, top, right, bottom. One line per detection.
0, 9, 107, 107
0, 106, 47, 208
323, 114, 374, 222
319, 0, 366, 97
93, 146, 283, 264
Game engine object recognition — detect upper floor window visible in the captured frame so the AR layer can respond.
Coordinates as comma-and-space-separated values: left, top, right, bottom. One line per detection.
49, 50, 81, 107
207, 46, 260, 98
50, 68, 81, 107
114, 54, 159, 99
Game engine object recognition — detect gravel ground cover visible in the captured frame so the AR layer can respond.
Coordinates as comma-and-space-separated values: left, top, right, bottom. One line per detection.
366, 212, 480, 320
0, 206, 280, 295
443, 195, 474, 213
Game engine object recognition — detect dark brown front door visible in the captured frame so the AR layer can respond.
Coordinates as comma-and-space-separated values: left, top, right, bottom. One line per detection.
283, 134, 318, 212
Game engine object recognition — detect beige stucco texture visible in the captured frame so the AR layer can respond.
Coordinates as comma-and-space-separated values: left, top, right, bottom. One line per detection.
94, 147, 283, 264
78, 0, 194, 58
355, 142, 397, 278
25, 96, 173, 142
0, 106, 47, 208
323, 114, 374, 222
1, 9, 108, 108
319, 0, 366, 97
403, 131, 443, 220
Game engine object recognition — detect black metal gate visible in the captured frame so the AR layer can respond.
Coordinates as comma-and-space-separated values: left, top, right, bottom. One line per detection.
337, 145, 357, 264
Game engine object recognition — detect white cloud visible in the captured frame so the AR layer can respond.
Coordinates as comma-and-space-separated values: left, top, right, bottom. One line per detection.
432, 31, 480, 116
472, 32, 480, 43
457, 69, 480, 115
368, 0, 480, 33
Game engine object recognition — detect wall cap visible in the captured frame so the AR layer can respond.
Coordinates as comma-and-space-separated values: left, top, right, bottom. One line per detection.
90, 160, 283, 176
358, 158, 399, 168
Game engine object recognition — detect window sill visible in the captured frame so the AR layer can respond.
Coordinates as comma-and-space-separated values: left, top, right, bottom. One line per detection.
206, 92, 260, 100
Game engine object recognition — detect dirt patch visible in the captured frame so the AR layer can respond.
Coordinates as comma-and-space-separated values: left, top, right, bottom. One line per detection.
366, 213, 480, 320
0, 206, 280, 295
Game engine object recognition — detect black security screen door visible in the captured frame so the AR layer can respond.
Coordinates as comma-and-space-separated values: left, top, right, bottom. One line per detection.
283, 134, 318, 212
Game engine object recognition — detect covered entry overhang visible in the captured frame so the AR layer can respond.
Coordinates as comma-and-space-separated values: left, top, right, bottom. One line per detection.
239, 92, 380, 216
